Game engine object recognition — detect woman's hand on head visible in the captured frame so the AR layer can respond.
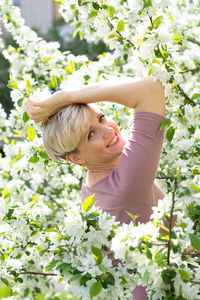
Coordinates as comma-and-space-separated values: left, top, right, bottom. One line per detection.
26, 90, 69, 123
26, 98, 52, 123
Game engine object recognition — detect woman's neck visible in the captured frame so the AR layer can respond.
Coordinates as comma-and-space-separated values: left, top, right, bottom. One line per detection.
86, 165, 116, 188
86, 170, 110, 188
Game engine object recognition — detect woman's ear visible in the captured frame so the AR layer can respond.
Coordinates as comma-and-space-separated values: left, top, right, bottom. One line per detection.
66, 153, 85, 165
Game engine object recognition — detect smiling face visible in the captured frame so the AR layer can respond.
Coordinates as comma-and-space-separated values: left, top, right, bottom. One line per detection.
67, 105, 126, 170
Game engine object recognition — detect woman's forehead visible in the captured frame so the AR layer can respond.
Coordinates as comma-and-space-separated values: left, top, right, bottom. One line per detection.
88, 104, 102, 115
87, 106, 103, 120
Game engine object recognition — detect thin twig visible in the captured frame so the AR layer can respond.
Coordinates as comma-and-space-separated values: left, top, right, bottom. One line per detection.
182, 251, 200, 257
152, 243, 168, 246
49, 197, 66, 211
20, 269, 57, 276
167, 178, 177, 265
183, 279, 200, 284
167, 178, 178, 294
187, 37, 200, 46
156, 176, 174, 180
177, 84, 196, 105
105, 17, 135, 47
180, 68, 200, 74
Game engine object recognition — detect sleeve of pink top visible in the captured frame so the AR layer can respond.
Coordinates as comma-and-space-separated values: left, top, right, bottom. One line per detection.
117, 112, 165, 201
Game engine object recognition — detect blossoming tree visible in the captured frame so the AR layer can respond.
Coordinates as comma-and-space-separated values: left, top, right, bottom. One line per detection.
0, 0, 200, 299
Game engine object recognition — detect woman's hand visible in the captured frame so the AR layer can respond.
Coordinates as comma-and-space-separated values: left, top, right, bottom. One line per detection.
26, 90, 68, 123
26, 100, 51, 123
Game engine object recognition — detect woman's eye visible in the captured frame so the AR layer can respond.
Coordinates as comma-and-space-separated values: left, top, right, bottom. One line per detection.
99, 114, 105, 122
88, 131, 94, 139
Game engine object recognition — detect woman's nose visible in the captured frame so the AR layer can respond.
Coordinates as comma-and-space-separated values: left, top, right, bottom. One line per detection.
102, 125, 114, 139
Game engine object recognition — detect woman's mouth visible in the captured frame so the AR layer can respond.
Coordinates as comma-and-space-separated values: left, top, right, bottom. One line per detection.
107, 134, 118, 147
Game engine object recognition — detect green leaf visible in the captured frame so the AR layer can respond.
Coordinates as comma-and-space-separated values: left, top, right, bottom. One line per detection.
39, 151, 49, 159
108, 34, 117, 39
159, 119, 171, 132
143, 271, 150, 283
73, 28, 79, 38
146, 249, 152, 260
87, 212, 100, 220
2, 188, 8, 199
54, 0, 65, 4
27, 125, 35, 141
32, 194, 37, 204
160, 233, 170, 240
25, 78, 31, 90
107, 6, 116, 16
82, 194, 95, 212
166, 126, 175, 142
161, 270, 170, 284
191, 93, 200, 100
68, 273, 81, 284
89, 10, 98, 18
28, 156, 40, 163
69, 60, 74, 73
43, 57, 53, 62
23, 111, 29, 123
80, 273, 92, 286
17, 98, 23, 107
0, 285, 11, 298
0, 278, 9, 287
189, 233, 200, 252
92, 2, 100, 10
179, 269, 190, 280
45, 259, 59, 271
91, 245, 103, 265
45, 228, 58, 232
56, 263, 71, 274
7, 79, 18, 89
153, 16, 163, 28
192, 169, 200, 175
125, 211, 140, 226
104, 273, 115, 285
172, 34, 183, 43
89, 281, 102, 298
117, 20, 125, 31
51, 75, 57, 89
143, 0, 152, 9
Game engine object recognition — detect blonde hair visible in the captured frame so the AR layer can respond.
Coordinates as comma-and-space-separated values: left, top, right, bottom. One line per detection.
42, 104, 90, 162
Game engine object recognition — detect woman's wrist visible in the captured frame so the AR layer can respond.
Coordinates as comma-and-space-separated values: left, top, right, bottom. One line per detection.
50, 90, 71, 111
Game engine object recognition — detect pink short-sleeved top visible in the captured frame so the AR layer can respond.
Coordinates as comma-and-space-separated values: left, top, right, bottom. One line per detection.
81, 112, 165, 225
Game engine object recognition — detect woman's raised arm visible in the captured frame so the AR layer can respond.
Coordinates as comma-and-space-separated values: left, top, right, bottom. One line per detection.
26, 77, 165, 122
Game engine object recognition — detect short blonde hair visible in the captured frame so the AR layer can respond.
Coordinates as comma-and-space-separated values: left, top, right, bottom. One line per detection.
42, 104, 90, 162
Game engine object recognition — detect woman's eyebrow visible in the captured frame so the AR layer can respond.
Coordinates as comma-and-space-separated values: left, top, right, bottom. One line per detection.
83, 113, 102, 140
97, 112, 103, 118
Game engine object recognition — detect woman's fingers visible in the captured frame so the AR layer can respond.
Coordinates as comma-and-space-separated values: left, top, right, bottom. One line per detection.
26, 102, 43, 122
29, 99, 43, 107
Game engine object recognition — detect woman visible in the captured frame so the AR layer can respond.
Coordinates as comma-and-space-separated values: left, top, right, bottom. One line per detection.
26, 76, 166, 299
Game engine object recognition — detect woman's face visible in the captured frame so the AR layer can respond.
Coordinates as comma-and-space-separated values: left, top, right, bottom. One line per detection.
72, 106, 126, 169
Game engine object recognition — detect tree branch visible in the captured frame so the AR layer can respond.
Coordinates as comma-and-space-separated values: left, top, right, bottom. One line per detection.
167, 178, 177, 266
177, 84, 196, 105
183, 279, 200, 284
180, 67, 200, 74
187, 37, 200, 46
49, 197, 66, 211
156, 176, 174, 180
19, 269, 57, 276
167, 178, 178, 294
106, 17, 135, 48
152, 243, 168, 246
